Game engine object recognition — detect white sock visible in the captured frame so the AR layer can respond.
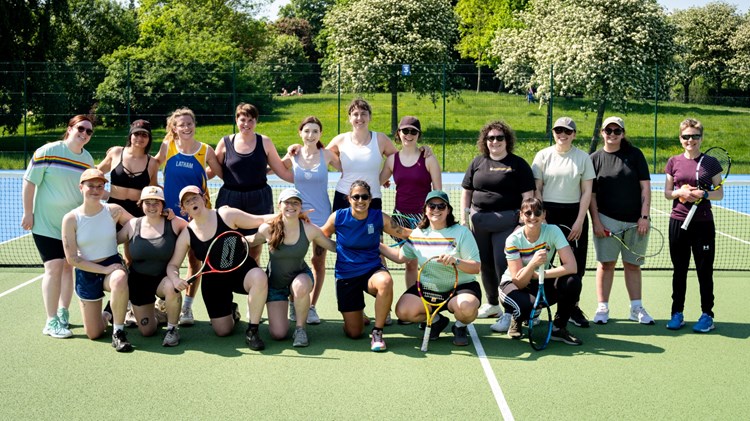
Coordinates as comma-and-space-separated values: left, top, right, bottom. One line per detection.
598, 302, 609, 309
183, 296, 194, 309
432, 314, 441, 323
455, 320, 466, 328
630, 299, 642, 309
113, 324, 125, 332
167, 323, 177, 330
47, 316, 56, 323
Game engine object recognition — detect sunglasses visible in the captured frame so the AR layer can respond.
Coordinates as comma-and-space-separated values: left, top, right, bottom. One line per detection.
486, 135, 506, 143
76, 126, 94, 136
603, 128, 623, 135
426, 202, 448, 210
523, 209, 543, 217
553, 127, 574, 135
400, 128, 420, 136
681, 134, 702, 140
350, 194, 370, 201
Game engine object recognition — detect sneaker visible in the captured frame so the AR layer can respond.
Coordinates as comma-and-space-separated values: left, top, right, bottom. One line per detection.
245, 328, 265, 351
162, 327, 180, 347
490, 313, 512, 333
154, 308, 168, 325
111, 329, 134, 352
507, 318, 522, 339
102, 302, 113, 325
693, 313, 715, 333
293, 327, 309, 347
451, 324, 469, 346
232, 302, 241, 324
42, 317, 72, 339
477, 303, 502, 319
306, 306, 321, 325
125, 308, 137, 328
179, 306, 194, 326
370, 329, 387, 352
629, 305, 655, 325
289, 301, 296, 322
666, 312, 685, 330
429, 315, 450, 341
57, 307, 70, 329
551, 327, 583, 345
568, 306, 590, 328
593, 305, 609, 324
385, 311, 393, 326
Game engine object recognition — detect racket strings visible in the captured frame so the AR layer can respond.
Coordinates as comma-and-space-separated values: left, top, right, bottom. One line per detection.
209, 235, 247, 270
699, 151, 730, 188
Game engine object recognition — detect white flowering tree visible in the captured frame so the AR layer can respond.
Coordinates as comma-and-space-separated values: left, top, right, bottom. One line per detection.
322, 0, 458, 134
490, 0, 675, 151
728, 15, 750, 90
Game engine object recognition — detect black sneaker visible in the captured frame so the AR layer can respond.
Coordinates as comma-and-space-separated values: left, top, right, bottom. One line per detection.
245, 328, 265, 351
231, 302, 241, 324
507, 318, 523, 339
551, 327, 583, 345
429, 315, 450, 341
568, 306, 590, 328
451, 324, 469, 346
112, 329, 133, 352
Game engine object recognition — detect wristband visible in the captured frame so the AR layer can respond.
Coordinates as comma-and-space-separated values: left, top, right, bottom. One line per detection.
703, 191, 709, 200
640, 215, 650, 220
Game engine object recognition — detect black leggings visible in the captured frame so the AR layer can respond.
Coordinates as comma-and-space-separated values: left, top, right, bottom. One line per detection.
544, 202, 588, 281
668, 218, 715, 317
500, 274, 582, 329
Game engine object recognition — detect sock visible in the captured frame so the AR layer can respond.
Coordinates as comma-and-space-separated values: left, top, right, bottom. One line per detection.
183, 296, 194, 308
167, 323, 177, 330
372, 327, 383, 333
113, 324, 125, 332
454, 320, 466, 328
47, 316, 56, 323
598, 302, 609, 309
432, 313, 441, 324
630, 299, 642, 309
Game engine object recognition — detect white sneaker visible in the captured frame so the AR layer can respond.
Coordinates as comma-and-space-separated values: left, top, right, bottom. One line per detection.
307, 306, 321, 325
42, 317, 72, 339
593, 305, 609, 324
179, 306, 194, 326
477, 303, 502, 319
289, 301, 296, 322
629, 305, 655, 325
385, 311, 393, 326
490, 313, 512, 333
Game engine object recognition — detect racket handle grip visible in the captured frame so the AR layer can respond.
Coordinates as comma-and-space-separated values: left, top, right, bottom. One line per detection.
681, 205, 698, 230
421, 328, 431, 352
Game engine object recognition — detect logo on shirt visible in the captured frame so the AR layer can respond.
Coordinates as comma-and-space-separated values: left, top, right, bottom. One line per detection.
176, 161, 194, 169
490, 166, 512, 172
367, 223, 374, 234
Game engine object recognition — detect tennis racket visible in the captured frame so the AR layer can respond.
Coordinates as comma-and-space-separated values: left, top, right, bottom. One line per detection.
387, 211, 422, 247
681, 147, 731, 230
528, 254, 553, 351
417, 255, 459, 352
178, 231, 250, 290
603, 224, 665, 264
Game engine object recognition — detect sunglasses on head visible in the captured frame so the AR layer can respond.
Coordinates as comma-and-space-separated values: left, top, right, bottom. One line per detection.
603, 128, 623, 135
400, 128, 420, 136
486, 134, 506, 143
553, 127, 574, 135
426, 202, 447, 210
681, 134, 702, 140
350, 194, 370, 201
523, 209, 543, 217
76, 126, 94, 136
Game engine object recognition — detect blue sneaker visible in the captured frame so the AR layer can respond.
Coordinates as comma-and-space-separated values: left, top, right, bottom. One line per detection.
692, 313, 715, 333
666, 312, 685, 330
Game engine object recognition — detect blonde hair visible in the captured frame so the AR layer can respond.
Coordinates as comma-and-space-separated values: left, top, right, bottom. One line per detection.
165, 108, 196, 143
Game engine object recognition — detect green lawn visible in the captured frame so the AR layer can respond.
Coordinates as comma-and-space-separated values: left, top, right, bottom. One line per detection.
2, 91, 749, 172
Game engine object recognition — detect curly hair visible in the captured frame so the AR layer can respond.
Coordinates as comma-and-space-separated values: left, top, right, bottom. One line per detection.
476, 120, 516, 156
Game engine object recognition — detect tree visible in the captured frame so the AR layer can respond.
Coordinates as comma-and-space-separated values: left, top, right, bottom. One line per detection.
322, 0, 458, 134
670, 2, 743, 103
257, 33, 313, 93
490, 0, 675, 152
278, 0, 336, 63
728, 15, 750, 90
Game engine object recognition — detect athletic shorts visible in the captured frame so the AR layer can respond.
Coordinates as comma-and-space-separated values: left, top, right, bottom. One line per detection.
592, 213, 649, 266
200, 257, 259, 319
332, 191, 382, 212
267, 268, 314, 302
33, 233, 65, 263
216, 184, 273, 235
127, 268, 164, 306
75, 254, 124, 301
403, 280, 482, 313
335, 265, 388, 313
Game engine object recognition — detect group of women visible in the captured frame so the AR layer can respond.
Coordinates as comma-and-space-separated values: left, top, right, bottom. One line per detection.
21, 98, 721, 354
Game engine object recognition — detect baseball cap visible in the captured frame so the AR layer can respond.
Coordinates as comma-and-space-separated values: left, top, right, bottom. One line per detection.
424, 190, 451, 206
398, 116, 421, 132
279, 188, 303, 203
179, 185, 203, 203
602, 116, 625, 130
129, 119, 152, 136
79, 168, 107, 184
138, 186, 165, 205
553, 117, 577, 131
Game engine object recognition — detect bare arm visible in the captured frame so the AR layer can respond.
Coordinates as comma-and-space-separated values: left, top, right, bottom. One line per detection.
21, 180, 36, 230
534, 179, 544, 201
324, 148, 342, 171
221, 206, 275, 231
265, 137, 294, 183
306, 223, 337, 253
460, 188, 472, 226
205, 145, 223, 180
153, 139, 168, 166
207, 137, 225, 179
166, 229, 191, 291
425, 155, 442, 190
378, 132, 398, 157
321, 212, 336, 238
383, 213, 412, 239
147, 156, 159, 186
96, 146, 120, 174
379, 154, 395, 186
379, 243, 407, 263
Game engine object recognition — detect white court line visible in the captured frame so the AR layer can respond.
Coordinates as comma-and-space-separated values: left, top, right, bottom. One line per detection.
0, 232, 31, 247
651, 207, 750, 245
468, 324, 514, 421
0, 274, 43, 299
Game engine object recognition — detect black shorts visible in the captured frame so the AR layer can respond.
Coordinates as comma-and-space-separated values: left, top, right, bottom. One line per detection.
335, 265, 388, 313
216, 184, 273, 235
403, 281, 482, 313
128, 268, 164, 306
108, 197, 144, 218
332, 191, 382, 212
200, 257, 259, 319
32, 233, 65, 263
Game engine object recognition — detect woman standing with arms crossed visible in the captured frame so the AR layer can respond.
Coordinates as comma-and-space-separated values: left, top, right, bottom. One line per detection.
22, 115, 95, 339
380, 116, 442, 291
531, 117, 595, 329
664, 118, 722, 332
460, 121, 535, 332
589, 117, 654, 325
279, 116, 341, 325
155, 108, 222, 326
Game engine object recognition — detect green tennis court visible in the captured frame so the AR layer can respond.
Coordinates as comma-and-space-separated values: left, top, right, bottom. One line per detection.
1, 267, 748, 419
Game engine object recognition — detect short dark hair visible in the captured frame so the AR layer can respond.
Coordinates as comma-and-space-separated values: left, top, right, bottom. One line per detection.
348, 98, 372, 115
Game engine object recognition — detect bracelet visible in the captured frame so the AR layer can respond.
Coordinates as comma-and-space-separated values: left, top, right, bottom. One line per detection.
640, 215, 650, 220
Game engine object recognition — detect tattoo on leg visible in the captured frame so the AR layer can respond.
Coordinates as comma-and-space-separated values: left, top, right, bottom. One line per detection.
140, 317, 149, 326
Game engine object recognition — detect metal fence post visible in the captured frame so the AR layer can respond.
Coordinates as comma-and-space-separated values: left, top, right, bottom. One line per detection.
442, 63, 446, 168
653, 64, 658, 174
547, 64, 554, 145
23, 61, 28, 164
337, 64, 341, 134
126, 61, 131, 124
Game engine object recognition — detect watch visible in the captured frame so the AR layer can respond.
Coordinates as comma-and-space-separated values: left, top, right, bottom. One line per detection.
640, 215, 650, 220
463, 207, 471, 213
703, 191, 709, 200
455, 258, 461, 266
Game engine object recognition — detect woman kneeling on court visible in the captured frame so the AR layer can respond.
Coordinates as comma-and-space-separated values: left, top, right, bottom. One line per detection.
321, 180, 411, 352
499, 197, 583, 345
117, 186, 187, 346
381, 190, 481, 347
247, 188, 337, 347
61, 169, 134, 352
166, 185, 274, 351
